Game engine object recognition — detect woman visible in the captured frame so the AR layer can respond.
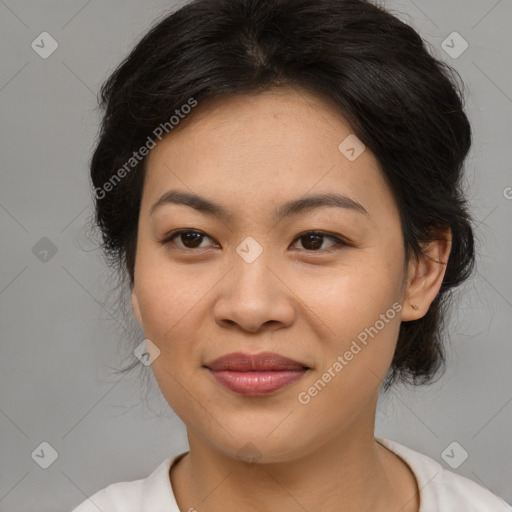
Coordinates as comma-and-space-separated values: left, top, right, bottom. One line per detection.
73, 0, 509, 510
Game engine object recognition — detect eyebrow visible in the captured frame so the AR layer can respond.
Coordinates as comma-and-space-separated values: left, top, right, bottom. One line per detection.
149, 189, 368, 221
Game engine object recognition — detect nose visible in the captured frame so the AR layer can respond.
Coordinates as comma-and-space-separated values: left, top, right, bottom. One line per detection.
213, 252, 296, 334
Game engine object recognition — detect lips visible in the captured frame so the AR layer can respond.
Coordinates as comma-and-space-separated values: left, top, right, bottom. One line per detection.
205, 352, 309, 396
205, 352, 308, 371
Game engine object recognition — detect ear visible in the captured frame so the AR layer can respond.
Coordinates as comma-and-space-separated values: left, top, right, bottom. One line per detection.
131, 286, 143, 326
401, 227, 452, 321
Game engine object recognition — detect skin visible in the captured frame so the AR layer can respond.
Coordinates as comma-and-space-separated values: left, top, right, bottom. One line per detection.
131, 86, 451, 512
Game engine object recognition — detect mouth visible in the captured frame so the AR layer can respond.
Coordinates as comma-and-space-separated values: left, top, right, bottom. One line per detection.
204, 352, 310, 396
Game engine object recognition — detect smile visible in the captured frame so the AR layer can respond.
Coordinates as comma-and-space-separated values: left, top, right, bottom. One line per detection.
204, 352, 310, 396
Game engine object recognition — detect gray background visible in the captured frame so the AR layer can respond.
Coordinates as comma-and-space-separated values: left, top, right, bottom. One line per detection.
1, 0, 511, 510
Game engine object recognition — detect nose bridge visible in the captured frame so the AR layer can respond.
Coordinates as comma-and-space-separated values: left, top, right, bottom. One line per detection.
231, 236, 277, 295
213, 236, 295, 332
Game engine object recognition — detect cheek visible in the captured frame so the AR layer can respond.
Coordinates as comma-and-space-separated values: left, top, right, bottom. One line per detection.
296, 251, 404, 385
295, 288, 402, 430
293, 251, 404, 335
133, 253, 209, 374
135, 245, 210, 333
134, 263, 209, 416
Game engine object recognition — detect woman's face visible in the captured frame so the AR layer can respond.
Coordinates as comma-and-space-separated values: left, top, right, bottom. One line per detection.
131, 87, 410, 462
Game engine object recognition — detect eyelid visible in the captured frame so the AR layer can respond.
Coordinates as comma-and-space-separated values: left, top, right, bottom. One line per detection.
290, 231, 351, 251
160, 228, 217, 248
160, 228, 352, 252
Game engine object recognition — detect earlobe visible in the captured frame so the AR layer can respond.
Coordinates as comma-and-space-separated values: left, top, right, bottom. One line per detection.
131, 287, 143, 326
402, 228, 452, 322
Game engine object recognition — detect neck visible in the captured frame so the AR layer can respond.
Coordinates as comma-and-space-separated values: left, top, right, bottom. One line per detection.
170, 401, 419, 512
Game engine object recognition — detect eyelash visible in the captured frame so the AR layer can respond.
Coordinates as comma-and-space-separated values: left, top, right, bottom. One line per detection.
160, 229, 350, 253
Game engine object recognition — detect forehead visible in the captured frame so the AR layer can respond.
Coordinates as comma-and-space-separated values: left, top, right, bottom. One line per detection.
142, 87, 397, 221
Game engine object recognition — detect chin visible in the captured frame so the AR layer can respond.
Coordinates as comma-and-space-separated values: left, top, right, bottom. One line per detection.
192, 417, 318, 465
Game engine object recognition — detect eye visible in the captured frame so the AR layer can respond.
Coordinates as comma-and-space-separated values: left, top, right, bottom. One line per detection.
162, 229, 219, 250
160, 229, 348, 253
290, 231, 348, 252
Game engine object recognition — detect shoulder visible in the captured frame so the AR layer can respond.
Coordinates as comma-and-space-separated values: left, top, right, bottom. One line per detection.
71, 454, 186, 512
71, 478, 145, 512
376, 438, 511, 512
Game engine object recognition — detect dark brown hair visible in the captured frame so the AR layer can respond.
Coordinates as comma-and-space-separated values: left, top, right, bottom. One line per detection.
89, 0, 474, 390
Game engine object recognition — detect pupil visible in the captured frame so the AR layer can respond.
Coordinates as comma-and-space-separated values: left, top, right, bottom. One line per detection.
303, 233, 322, 250
182, 232, 202, 248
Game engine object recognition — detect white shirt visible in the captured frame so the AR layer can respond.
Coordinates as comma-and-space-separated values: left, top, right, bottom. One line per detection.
72, 437, 511, 511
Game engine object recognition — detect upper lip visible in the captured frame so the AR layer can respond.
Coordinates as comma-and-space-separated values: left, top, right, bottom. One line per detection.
205, 352, 309, 371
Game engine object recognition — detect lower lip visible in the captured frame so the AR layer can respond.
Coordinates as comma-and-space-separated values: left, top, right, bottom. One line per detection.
207, 369, 307, 396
